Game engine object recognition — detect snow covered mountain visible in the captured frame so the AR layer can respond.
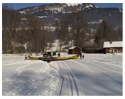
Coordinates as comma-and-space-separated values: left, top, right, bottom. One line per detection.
18, 3, 97, 14
18, 3, 122, 28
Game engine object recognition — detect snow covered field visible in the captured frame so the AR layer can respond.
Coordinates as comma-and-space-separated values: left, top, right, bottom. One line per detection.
2, 53, 122, 96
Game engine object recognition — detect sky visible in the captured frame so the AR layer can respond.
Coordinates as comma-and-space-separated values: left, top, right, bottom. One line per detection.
2, 3, 123, 10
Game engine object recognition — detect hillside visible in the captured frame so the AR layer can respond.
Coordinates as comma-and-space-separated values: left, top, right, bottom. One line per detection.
2, 3, 123, 54
18, 3, 122, 28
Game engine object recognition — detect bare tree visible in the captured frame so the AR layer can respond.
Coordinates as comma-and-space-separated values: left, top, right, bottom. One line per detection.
2, 5, 21, 53
26, 15, 44, 53
66, 11, 88, 48
54, 11, 88, 50
54, 18, 68, 51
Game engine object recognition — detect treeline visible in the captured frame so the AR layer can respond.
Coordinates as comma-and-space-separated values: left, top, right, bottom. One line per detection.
2, 5, 122, 54
2, 5, 53, 54
54, 11, 122, 53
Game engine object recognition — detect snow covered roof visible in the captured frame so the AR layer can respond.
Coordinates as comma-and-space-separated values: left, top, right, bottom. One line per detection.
103, 41, 123, 48
69, 46, 80, 49
45, 50, 51, 52
66, 3, 82, 6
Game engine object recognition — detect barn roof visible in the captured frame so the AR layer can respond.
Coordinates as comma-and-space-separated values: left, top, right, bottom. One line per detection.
69, 46, 80, 49
103, 41, 123, 48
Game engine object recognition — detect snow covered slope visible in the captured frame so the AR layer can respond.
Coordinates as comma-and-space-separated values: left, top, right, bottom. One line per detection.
2, 53, 122, 96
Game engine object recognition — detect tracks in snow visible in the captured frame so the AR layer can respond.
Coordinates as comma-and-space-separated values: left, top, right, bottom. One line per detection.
6, 62, 46, 95
49, 64, 64, 96
61, 62, 79, 96
49, 61, 80, 96
3, 61, 59, 96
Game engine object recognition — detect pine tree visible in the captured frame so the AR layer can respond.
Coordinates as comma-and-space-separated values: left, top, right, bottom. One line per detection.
95, 20, 115, 48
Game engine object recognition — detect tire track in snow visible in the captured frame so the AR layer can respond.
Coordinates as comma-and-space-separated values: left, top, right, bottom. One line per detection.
57, 61, 79, 96
40, 62, 63, 96
62, 62, 79, 96
3, 60, 61, 96
48, 63, 64, 96
25, 62, 47, 95
69, 60, 122, 95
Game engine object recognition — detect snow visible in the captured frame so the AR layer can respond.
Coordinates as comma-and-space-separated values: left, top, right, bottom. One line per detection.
44, 25, 55, 31
2, 55, 60, 96
103, 41, 123, 48
66, 3, 82, 6
69, 46, 77, 49
85, 5, 90, 8
2, 53, 122, 96
36, 16, 47, 18
88, 19, 103, 24
51, 39, 60, 51
89, 4, 94, 7
119, 9, 122, 12
21, 18, 27, 21
95, 6, 99, 8
44, 5, 64, 13
19, 11, 26, 14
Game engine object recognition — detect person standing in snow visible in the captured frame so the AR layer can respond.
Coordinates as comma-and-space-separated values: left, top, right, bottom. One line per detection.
24, 55, 27, 60
58, 52, 60, 57
79, 51, 82, 59
82, 54, 85, 59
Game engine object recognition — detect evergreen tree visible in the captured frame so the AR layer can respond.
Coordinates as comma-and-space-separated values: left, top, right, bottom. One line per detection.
95, 20, 115, 48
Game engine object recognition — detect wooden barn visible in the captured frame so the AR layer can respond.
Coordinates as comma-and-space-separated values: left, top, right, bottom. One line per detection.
68, 46, 81, 54
103, 41, 123, 54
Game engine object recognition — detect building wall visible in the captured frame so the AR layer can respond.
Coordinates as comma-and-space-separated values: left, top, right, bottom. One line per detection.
68, 49, 72, 54
68, 47, 80, 54
105, 47, 122, 53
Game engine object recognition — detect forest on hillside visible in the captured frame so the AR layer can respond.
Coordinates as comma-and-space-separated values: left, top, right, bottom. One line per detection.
2, 5, 122, 54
